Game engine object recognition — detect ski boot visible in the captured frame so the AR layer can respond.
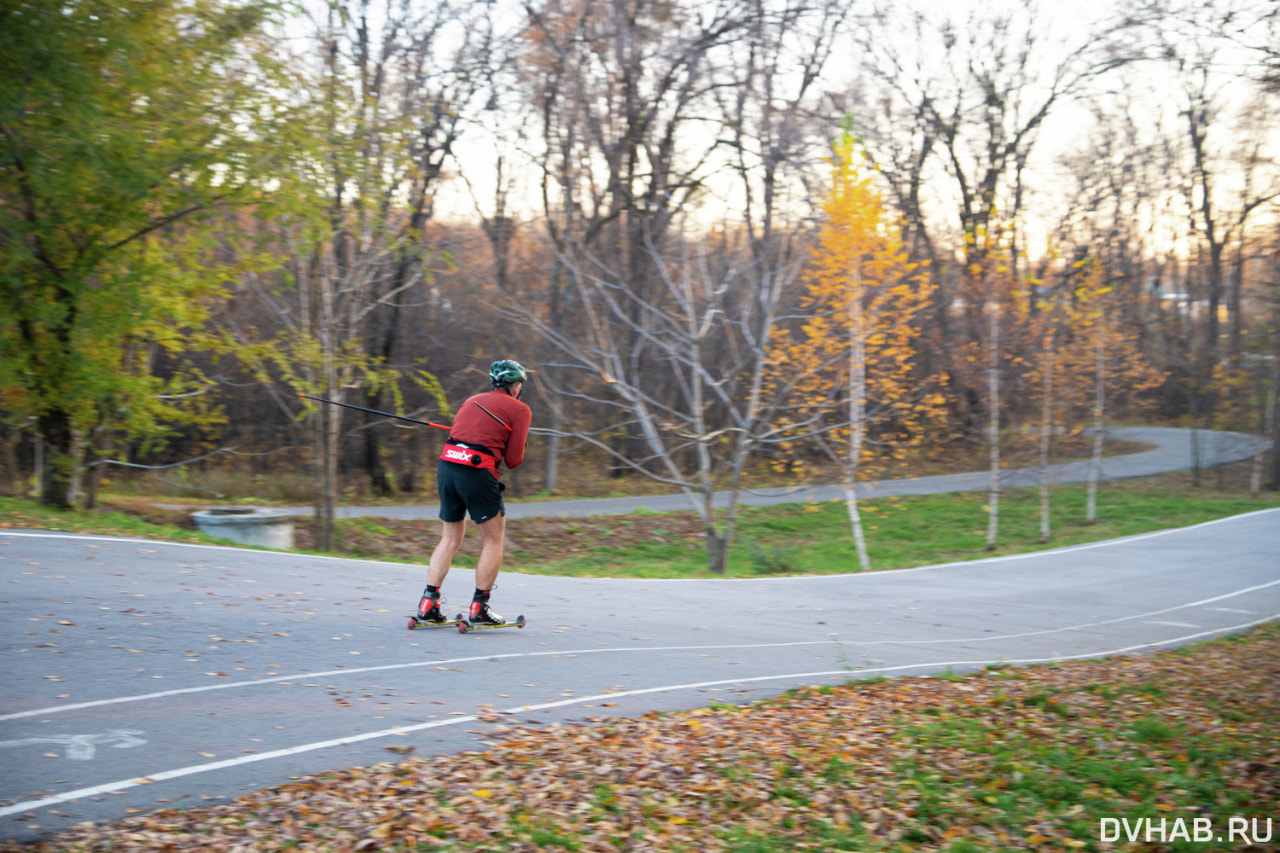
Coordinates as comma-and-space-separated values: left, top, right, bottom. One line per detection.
458, 598, 526, 633
406, 591, 457, 630
469, 598, 505, 626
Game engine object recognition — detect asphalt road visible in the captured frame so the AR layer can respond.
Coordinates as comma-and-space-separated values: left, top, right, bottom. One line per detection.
288, 425, 1266, 519
1, 427, 1276, 843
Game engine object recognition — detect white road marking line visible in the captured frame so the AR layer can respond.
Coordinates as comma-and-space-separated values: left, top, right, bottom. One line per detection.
1, 613, 1273, 820
895, 579, 1279, 644
0, 642, 834, 722
1143, 621, 1201, 628
5, 579, 1277, 723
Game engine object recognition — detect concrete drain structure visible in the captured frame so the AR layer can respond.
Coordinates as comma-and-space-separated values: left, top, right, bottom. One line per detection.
192, 507, 295, 550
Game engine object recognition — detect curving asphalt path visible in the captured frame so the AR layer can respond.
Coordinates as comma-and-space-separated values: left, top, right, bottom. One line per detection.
1, 427, 1276, 843
288, 425, 1267, 519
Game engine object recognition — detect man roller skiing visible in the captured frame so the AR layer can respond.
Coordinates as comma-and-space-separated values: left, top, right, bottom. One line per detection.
416, 360, 532, 627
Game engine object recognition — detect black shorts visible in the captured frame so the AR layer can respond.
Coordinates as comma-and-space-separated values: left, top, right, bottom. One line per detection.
437, 460, 505, 524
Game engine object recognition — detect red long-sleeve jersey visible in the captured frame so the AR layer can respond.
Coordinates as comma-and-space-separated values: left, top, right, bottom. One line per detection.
447, 389, 531, 470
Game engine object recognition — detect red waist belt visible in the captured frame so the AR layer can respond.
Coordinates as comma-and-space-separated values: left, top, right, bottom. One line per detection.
440, 443, 500, 476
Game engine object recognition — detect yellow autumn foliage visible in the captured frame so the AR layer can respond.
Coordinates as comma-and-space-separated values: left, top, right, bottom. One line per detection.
765, 135, 941, 475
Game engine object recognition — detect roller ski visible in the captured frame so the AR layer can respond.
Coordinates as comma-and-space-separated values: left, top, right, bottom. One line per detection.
458, 598, 526, 634
406, 592, 462, 631
406, 612, 464, 630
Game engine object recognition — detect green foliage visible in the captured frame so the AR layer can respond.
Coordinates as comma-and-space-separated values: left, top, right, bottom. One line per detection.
0, 0, 282, 505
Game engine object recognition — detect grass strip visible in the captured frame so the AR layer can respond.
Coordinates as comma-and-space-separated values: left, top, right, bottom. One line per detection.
509, 474, 1280, 578
0, 498, 232, 546
4, 466, 1279, 578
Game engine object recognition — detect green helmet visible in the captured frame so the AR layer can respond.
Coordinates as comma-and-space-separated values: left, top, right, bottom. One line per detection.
489, 359, 528, 389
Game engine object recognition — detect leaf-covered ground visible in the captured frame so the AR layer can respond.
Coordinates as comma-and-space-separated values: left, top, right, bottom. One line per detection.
6, 624, 1276, 853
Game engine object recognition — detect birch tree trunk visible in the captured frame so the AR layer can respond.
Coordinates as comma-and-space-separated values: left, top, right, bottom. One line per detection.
1039, 329, 1055, 544
1273, 254, 1280, 491
986, 298, 1001, 550
1086, 307, 1106, 523
846, 273, 870, 572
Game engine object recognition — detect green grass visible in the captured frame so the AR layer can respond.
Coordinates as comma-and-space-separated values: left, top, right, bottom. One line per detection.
3, 467, 1279, 578
649, 626, 1280, 853
512, 478, 1280, 578
871, 684, 1271, 852
0, 496, 234, 545
0, 498, 424, 563
338, 516, 395, 538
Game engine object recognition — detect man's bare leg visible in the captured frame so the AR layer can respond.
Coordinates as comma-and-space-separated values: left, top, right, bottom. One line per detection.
427, 520, 467, 588
474, 514, 506, 592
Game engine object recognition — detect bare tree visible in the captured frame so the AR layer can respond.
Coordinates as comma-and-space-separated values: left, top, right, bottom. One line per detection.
520, 0, 751, 489
1037, 321, 1056, 543
335, 0, 501, 496
510, 0, 860, 572
228, 0, 493, 546
512, 225, 822, 573
848, 0, 1150, 546
1130, 0, 1280, 446
856, 1, 1130, 275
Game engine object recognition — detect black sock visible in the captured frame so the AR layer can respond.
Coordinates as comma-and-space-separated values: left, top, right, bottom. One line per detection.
473, 588, 490, 602
425, 585, 440, 597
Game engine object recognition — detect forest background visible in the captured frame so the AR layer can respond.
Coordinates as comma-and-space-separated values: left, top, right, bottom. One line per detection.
2, 0, 1279, 569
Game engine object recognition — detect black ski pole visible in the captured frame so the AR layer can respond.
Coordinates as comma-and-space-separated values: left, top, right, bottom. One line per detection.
297, 394, 452, 431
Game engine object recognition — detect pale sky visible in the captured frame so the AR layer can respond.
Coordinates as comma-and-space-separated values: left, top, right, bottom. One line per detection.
393, 0, 1278, 260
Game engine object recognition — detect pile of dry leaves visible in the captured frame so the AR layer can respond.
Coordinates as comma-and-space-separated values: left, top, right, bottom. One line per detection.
5, 624, 1277, 852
